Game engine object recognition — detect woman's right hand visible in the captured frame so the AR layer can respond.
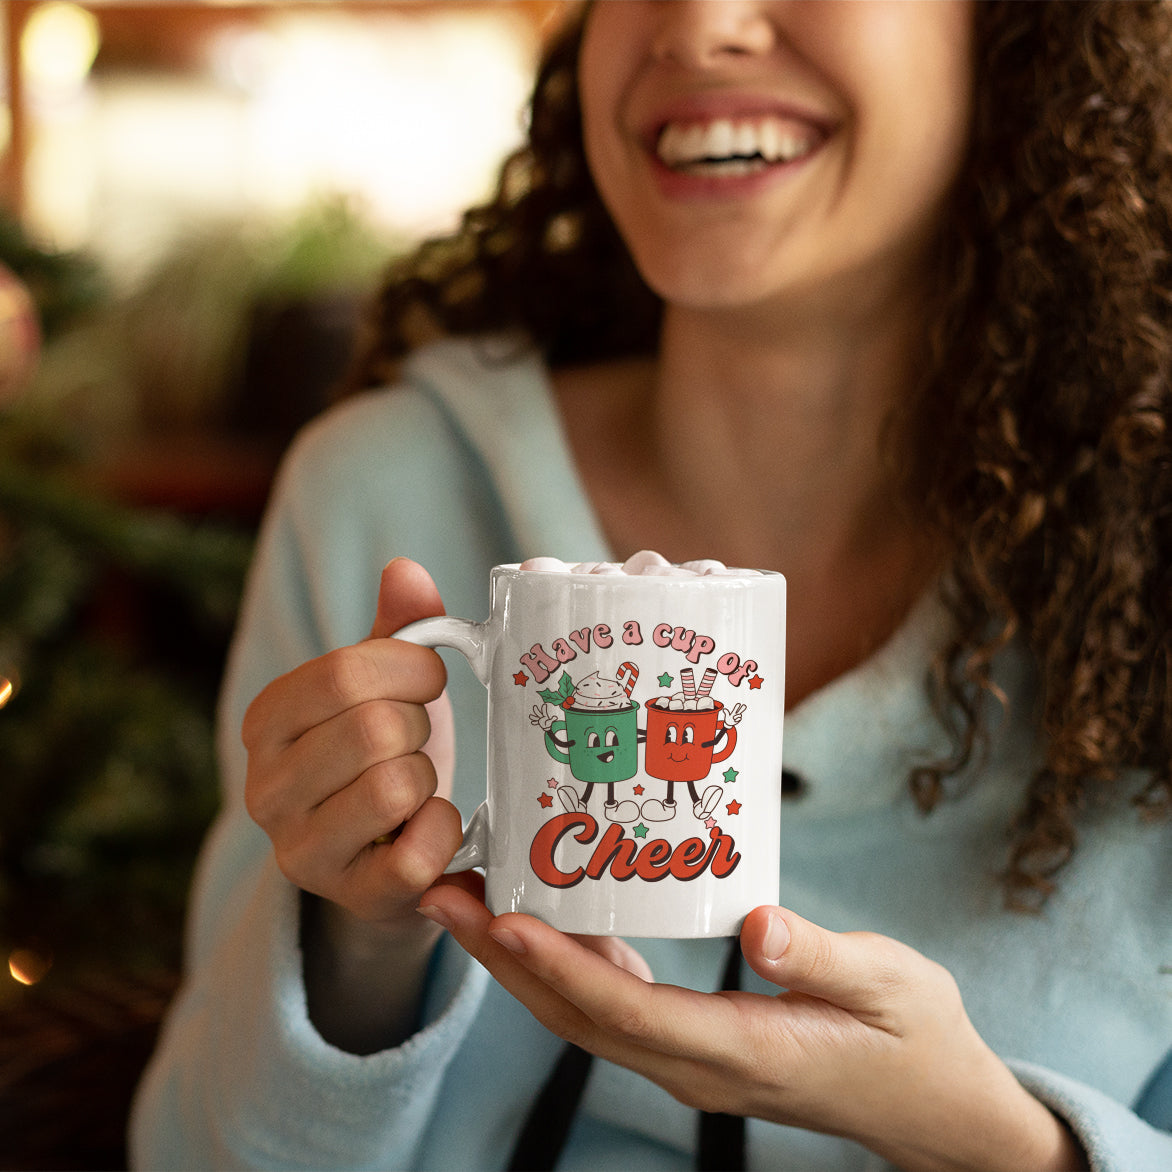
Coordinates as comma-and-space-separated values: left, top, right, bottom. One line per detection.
243, 558, 469, 1051
243, 557, 464, 930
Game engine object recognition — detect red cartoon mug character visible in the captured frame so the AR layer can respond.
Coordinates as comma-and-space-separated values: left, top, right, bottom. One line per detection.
642, 668, 745, 822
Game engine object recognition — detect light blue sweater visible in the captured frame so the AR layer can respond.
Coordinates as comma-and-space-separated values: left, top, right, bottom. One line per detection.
131, 338, 1172, 1171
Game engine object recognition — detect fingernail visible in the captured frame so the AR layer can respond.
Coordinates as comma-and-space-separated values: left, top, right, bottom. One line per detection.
417, 904, 453, 931
489, 927, 527, 955
763, 912, 790, 961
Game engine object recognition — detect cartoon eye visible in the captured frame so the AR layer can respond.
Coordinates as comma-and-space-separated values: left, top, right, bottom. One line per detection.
604, 728, 619, 747
683, 724, 695, 744
665, 724, 679, 744
586, 731, 600, 748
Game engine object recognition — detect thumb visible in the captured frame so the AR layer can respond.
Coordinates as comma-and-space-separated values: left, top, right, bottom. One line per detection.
368, 557, 446, 640
741, 905, 912, 1017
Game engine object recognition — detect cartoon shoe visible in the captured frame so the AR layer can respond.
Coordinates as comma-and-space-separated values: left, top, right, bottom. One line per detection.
693, 785, 723, 820
558, 786, 585, 814
640, 798, 677, 822
604, 799, 641, 823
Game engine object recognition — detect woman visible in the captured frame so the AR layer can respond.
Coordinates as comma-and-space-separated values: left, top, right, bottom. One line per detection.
132, 3, 1172, 1169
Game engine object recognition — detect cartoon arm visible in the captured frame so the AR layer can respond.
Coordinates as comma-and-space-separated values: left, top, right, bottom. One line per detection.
529, 703, 557, 730
704, 702, 743, 762
543, 720, 573, 765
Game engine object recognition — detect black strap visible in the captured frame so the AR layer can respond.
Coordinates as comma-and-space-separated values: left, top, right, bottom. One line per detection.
696, 937, 747, 1171
506, 937, 747, 1172
507, 1042, 594, 1171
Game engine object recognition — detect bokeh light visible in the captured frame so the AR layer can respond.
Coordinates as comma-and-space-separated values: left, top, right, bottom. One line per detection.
21, 2, 101, 96
8, 946, 53, 986
20, 4, 538, 268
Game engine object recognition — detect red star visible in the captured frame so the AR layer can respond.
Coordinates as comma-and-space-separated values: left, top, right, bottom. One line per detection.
546, 777, 558, 788
513, 671, 529, 686
538, 792, 553, 808
748, 674, 764, 690
726, 799, 742, 815
633, 784, 645, 795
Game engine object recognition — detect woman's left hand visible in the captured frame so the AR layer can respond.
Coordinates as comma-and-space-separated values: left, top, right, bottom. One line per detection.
418, 886, 1087, 1172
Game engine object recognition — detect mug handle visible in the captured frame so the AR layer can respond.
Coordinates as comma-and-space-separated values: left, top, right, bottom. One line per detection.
394, 615, 491, 872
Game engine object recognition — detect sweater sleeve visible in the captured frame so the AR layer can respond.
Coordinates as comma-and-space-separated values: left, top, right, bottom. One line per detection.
128, 391, 499, 1170
1009, 1057, 1172, 1172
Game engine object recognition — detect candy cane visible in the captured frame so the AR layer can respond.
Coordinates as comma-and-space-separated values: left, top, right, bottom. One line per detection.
616, 661, 639, 698
680, 667, 696, 701
698, 667, 717, 697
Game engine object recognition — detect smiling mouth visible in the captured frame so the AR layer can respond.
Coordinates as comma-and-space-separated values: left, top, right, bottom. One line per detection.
597, 750, 616, 764
655, 116, 820, 177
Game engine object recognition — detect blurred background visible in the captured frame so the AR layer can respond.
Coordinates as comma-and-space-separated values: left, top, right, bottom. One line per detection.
0, 2, 559, 1165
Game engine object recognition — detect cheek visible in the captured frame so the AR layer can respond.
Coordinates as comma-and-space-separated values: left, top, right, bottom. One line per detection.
847, 17, 973, 230
900, 7, 974, 185
577, 14, 627, 147
577, 10, 650, 210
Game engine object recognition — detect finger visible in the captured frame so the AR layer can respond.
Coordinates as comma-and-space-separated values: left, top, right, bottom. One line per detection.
323, 795, 465, 922
421, 887, 737, 1067
251, 699, 432, 822
570, 933, 655, 983
244, 640, 447, 750
286, 751, 441, 888
741, 905, 919, 1024
418, 889, 775, 1118
369, 557, 445, 639
421, 691, 456, 800
488, 912, 740, 1062
416, 885, 601, 1047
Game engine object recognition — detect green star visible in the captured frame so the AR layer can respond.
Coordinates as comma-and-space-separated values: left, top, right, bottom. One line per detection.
722, 767, 739, 783
657, 672, 673, 688
633, 822, 649, 839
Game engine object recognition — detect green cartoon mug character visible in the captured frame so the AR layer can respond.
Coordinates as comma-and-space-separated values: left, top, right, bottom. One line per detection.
530, 663, 641, 823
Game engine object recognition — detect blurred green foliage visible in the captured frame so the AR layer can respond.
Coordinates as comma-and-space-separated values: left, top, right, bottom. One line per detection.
0, 201, 394, 985
0, 425, 253, 980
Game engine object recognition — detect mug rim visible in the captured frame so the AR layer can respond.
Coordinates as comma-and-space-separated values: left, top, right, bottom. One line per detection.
493, 562, 784, 583
558, 699, 640, 714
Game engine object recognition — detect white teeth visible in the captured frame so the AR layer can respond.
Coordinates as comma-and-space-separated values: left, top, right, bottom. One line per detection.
707, 118, 735, 158
733, 121, 758, 157
758, 118, 780, 160
656, 116, 816, 171
680, 123, 706, 160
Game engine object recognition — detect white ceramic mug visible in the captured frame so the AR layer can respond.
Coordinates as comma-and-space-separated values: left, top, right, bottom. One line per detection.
398, 562, 785, 937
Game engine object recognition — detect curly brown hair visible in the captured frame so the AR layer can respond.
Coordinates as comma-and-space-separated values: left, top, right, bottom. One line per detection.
351, 1, 1172, 906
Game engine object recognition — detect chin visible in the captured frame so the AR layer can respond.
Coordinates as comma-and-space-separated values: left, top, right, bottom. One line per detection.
638, 258, 778, 313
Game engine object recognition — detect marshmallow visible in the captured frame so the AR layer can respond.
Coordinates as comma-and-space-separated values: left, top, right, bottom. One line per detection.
621, 550, 672, 574
519, 550, 764, 578
518, 557, 571, 572
655, 693, 716, 711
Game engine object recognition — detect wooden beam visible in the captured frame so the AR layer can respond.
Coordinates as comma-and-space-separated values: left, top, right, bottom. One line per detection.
1, 1, 36, 217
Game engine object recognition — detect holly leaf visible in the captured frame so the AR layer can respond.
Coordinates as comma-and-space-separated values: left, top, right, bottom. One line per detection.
538, 672, 575, 706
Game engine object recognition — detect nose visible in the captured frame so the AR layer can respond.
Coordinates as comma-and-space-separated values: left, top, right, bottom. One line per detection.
650, 0, 778, 68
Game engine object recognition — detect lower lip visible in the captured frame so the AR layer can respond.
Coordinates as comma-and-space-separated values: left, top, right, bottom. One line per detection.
648, 150, 816, 202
